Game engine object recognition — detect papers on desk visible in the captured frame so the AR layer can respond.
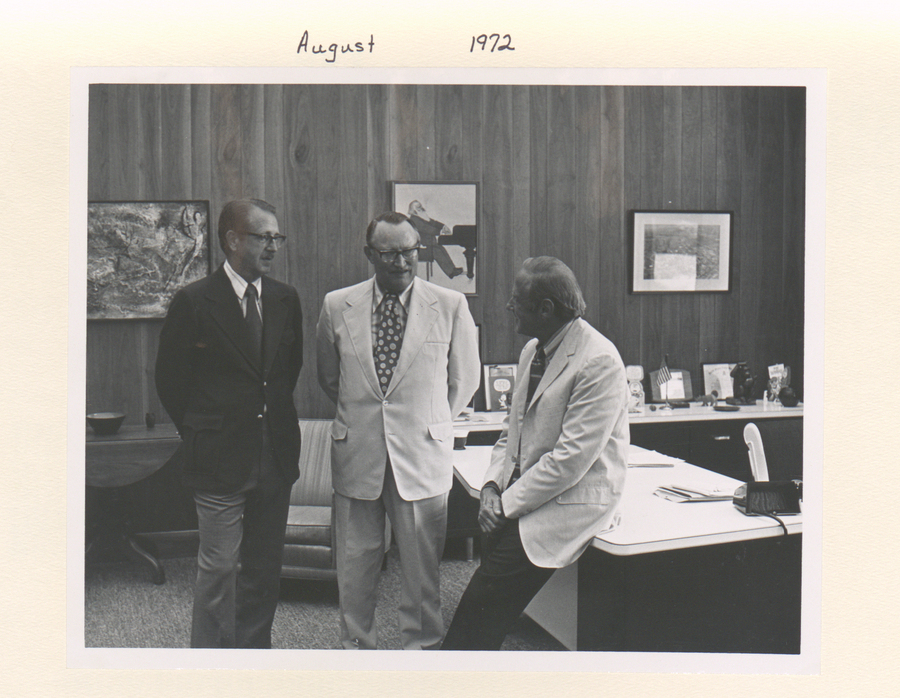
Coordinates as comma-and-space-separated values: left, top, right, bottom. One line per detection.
454, 413, 487, 423
653, 485, 734, 503
627, 445, 683, 468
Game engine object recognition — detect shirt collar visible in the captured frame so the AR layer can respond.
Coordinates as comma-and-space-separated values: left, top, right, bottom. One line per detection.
373, 276, 415, 310
224, 260, 262, 300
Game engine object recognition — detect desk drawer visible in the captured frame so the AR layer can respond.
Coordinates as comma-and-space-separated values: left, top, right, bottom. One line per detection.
629, 423, 691, 463
689, 421, 750, 480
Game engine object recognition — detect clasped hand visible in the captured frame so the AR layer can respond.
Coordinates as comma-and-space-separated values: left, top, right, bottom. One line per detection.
478, 486, 506, 533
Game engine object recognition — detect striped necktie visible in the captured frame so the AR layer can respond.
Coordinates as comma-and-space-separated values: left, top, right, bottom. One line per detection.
244, 283, 262, 365
526, 345, 547, 404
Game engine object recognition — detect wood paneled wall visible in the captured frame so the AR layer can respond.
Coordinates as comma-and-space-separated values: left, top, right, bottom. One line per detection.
87, 84, 805, 422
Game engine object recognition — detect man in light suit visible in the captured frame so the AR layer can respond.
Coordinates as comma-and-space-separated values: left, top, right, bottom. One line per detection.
316, 211, 480, 649
441, 256, 629, 650
156, 199, 303, 648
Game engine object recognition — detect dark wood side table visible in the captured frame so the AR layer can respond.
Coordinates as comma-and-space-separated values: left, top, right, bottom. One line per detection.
85, 424, 181, 584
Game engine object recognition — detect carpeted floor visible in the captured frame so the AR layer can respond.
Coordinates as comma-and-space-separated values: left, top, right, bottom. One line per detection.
84, 542, 565, 651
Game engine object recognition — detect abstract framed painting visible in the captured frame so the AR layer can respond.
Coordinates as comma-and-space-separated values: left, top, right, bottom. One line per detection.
631, 210, 732, 293
87, 201, 210, 319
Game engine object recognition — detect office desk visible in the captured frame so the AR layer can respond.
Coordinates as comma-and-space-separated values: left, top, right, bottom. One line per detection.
453, 445, 802, 653
457, 405, 803, 481
456, 403, 802, 431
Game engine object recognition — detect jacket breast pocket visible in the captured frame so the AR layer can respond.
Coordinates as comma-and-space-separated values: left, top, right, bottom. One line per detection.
278, 326, 296, 348
556, 483, 609, 506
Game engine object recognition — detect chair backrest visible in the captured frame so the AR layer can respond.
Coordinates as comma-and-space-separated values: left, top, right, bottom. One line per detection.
743, 422, 769, 482
290, 419, 334, 507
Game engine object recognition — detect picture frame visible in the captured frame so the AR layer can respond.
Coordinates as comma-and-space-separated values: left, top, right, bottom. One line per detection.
483, 363, 517, 412
391, 181, 478, 295
649, 368, 693, 402
702, 362, 737, 399
87, 201, 211, 319
631, 210, 732, 293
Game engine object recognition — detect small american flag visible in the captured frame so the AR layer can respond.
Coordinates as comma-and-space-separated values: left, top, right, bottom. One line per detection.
657, 358, 672, 386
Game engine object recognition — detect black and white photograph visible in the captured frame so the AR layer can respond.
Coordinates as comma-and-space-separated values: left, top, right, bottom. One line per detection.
631, 210, 732, 293
392, 181, 478, 294
70, 69, 823, 674
13, 1, 900, 695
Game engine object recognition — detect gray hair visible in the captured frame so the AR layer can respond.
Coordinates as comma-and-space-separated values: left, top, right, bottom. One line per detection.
519, 256, 586, 321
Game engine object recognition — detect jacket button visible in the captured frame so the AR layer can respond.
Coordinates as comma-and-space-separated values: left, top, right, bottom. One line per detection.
382, 400, 389, 406
257, 414, 264, 419
263, 381, 267, 387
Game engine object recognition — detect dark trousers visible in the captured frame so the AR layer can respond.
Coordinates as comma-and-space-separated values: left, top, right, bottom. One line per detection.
441, 518, 556, 650
191, 428, 291, 648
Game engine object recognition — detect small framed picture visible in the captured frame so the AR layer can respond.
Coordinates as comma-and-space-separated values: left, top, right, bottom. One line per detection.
649, 369, 693, 402
702, 363, 736, 399
391, 181, 478, 295
483, 364, 517, 412
631, 210, 732, 293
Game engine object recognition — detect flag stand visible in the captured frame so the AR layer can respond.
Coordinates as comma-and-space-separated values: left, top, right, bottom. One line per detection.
660, 383, 673, 411
658, 355, 673, 411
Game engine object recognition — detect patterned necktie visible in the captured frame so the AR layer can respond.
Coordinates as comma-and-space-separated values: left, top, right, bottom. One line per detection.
512, 345, 546, 486
244, 283, 262, 364
375, 294, 403, 393
526, 345, 546, 404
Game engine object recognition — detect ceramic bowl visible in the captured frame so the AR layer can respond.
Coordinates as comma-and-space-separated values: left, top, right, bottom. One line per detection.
87, 412, 126, 435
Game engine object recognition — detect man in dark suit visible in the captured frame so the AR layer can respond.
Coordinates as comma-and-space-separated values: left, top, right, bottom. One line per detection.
155, 198, 303, 648
441, 256, 629, 650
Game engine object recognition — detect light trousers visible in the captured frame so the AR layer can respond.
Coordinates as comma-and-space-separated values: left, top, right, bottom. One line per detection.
334, 460, 448, 650
190, 433, 291, 648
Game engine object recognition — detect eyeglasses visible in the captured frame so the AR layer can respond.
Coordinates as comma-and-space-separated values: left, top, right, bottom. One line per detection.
245, 232, 287, 248
370, 245, 425, 263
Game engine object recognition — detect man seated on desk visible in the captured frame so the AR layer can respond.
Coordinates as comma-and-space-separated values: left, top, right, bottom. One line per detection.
441, 256, 629, 650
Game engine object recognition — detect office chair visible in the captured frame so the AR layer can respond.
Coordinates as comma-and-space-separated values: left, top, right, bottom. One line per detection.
743, 422, 769, 482
281, 419, 390, 581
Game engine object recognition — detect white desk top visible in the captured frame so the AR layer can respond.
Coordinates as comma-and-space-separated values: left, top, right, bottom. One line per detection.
453, 402, 802, 435
452, 444, 801, 557
628, 401, 803, 424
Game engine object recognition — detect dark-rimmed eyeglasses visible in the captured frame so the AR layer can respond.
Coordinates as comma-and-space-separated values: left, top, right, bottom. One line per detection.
245, 232, 287, 247
369, 245, 425, 263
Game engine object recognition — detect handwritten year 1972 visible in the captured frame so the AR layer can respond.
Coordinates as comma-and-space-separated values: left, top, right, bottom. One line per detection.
470, 34, 515, 52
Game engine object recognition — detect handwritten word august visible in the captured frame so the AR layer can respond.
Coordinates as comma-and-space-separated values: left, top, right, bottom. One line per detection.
297, 30, 374, 63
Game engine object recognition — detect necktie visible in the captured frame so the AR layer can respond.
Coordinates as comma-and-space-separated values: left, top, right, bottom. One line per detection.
244, 283, 262, 364
511, 345, 547, 487
526, 345, 546, 405
375, 294, 403, 393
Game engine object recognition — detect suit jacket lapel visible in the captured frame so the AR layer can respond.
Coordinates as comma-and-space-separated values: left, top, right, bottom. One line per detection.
386, 280, 438, 396
526, 320, 579, 411
206, 266, 261, 374
342, 279, 382, 397
511, 341, 535, 431
261, 277, 289, 377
